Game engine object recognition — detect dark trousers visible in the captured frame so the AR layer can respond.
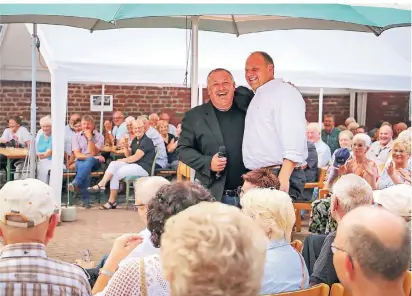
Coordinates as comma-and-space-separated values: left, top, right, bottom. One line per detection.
222, 194, 241, 208
272, 168, 306, 201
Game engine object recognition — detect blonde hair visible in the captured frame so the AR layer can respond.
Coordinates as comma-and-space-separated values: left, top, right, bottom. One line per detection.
339, 130, 353, 140
161, 202, 267, 296
348, 122, 360, 131
125, 116, 135, 124
240, 188, 295, 242
134, 176, 170, 204
392, 139, 411, 155
307, 122, 321, 133
397, 130, 411, 145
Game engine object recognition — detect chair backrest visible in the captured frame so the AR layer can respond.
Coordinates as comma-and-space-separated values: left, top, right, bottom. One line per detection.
177, 161, 191, 181
291, 240, 303, 253
304, 167, 328, 190
331, 271, 411, 296
150, 146, 160, 176
268, 283, 329, 296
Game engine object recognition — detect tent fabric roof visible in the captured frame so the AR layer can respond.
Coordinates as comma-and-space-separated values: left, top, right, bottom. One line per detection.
32, 24, 411, 91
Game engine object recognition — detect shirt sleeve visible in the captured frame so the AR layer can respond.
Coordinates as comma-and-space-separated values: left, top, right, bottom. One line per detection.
94, 132, 104, 150
275, 85, 308, 164
138, 137, 155, 155
101, 258, 141, 296
310, 233, 339, 286
20, 127, 32, 144
1, 128, 10, 142
71, 134, 80, 152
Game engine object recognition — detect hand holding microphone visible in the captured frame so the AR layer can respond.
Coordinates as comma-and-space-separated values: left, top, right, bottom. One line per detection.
211, 146, 227, 179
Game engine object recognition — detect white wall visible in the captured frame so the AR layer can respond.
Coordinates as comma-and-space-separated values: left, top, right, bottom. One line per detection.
0, 24, 50, 82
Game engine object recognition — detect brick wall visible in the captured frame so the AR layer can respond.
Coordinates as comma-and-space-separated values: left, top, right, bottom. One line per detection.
0, 80, 409, 132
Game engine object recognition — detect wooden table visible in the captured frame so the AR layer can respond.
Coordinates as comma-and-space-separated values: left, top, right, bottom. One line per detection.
0, 148, 28, 181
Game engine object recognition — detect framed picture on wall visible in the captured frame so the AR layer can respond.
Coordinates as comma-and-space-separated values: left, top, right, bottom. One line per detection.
90, 95, 113, 112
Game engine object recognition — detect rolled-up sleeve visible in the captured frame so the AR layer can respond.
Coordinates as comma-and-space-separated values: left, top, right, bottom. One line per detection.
276, 86, 308, 164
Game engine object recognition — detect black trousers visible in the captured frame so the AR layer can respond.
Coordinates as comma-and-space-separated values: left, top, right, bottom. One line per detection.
272, 168, 306, 201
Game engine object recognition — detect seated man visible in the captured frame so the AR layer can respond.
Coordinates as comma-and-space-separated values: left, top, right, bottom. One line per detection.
333, 206, 410, 296
308, 174, 373, 287
68, 115, 104, 208
0, 179, 91, 295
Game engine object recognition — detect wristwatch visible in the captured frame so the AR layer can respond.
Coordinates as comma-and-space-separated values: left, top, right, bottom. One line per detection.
99, 268, 115, 277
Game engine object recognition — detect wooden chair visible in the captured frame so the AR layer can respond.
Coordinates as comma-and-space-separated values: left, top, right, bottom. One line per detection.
177, 161, 191, 181
265, 283, 329, 295
331, 271, 411, 296
294, 167, 327, 232
291, 239, 303, 253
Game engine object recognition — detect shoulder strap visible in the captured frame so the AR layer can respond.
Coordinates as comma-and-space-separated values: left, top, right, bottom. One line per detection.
139, 257, 148, 296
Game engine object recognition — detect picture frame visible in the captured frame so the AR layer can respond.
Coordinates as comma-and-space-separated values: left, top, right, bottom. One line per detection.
90, 94, 113, 112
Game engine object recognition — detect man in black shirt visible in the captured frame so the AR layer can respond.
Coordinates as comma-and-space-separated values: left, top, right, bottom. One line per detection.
177, 68, 253, 206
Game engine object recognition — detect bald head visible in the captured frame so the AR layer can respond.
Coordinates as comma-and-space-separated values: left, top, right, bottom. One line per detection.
379, 125, 393, 145
337, 206, 410, 281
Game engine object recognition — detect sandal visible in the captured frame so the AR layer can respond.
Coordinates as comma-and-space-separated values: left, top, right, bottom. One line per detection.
87, 184, 105, 193
99, 201, 117, 210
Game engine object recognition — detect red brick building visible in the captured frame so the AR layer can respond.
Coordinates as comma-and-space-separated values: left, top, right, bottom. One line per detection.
0, 80, 409, 132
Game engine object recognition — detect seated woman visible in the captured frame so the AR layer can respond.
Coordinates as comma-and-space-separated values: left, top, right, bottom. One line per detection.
378, 138, 411, 189
157, 120, 178, 170
88, 119, 155, 210
161, 202, 267, 296
120, 116, 136, 145
93, 181, 215, 295
36, 115, 53, 184
338, 133, 379, 190
0, 115, 32, 172
241, 188, 310, 294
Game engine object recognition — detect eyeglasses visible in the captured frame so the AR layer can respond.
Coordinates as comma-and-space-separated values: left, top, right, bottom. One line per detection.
133, 203, 146, 212
393, 149, 406, 154
331, 242, 354, 266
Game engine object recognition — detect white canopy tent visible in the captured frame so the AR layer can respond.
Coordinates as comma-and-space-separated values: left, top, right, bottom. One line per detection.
24, 24, 410, 205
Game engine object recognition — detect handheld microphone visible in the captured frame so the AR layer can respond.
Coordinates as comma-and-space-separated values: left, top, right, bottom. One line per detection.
216, 146, 226, 180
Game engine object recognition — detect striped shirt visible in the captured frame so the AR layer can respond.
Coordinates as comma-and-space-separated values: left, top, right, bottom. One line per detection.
0, 243, 91, 295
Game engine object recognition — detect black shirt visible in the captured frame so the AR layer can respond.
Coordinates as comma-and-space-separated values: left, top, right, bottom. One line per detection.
214, 104, 247, 190
164, 133, 178, 164
130, 134, 155, 174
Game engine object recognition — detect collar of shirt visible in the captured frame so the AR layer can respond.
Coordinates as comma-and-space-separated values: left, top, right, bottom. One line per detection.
380, 139, 393, 150
0, 242, 47, 259
267, 238, 289, 250
255, 78, 284, 95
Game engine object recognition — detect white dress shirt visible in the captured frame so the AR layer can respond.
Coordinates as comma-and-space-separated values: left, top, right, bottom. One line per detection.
367, 140, 393, 167
168, 124, 177, 137
313, 139, 332, 167
243, 79, 308, 170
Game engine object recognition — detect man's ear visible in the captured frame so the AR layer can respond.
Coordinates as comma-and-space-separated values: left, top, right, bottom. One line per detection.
45, 214, 58, 245
344, 253, 355, 280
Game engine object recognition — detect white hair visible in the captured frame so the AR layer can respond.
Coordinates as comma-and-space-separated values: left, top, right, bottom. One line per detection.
397, 130, 411, 144
39, 115, 52, 127
307, 122, 321, 134
137, 115, 148, 124
134, 176, 170, 204
347, 122, 360, 130
345, 117, 356, 125
124, 116, 135, 124
353, 133, 372, 147
240, 188, 295, 242
332, 174, 373, 214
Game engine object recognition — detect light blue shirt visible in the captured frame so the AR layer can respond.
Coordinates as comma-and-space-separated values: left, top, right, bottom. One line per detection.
64, 124, 76, 156
146, 126, 168, 168
36, 133, 52, 160
260, 239, 309, 295
112, 122, 128, 140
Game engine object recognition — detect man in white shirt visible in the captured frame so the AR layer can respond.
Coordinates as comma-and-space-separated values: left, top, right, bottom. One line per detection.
367, 125, 393, 168
307, 122, 332, 167
242, 51, 308, 200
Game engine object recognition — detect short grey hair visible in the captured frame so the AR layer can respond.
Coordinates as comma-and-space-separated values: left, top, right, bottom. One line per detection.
134, 176, 170, 204
353, 133, 372, 147
332, 174, 373, 214
307, 122, 321, 134
125, 116, 135, 124
345, 117, 356, 125
39, 115, 52, 127
339, 130, 353, 140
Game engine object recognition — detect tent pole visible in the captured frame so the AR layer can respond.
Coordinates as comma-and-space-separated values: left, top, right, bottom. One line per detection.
190, 16, 199, 109
99, 83, 105, 133
318, 88, 324, 127
29, 23, 37, 178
